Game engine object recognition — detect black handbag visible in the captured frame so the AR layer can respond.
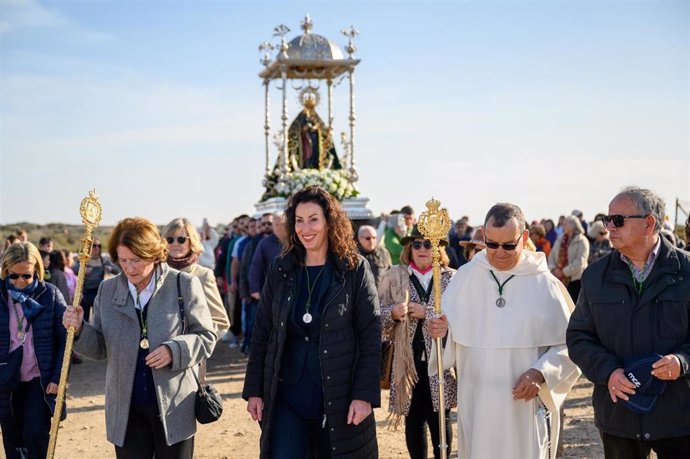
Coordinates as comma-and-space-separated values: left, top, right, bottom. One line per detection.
176, 274, 224, 424
0, 346, 23, 391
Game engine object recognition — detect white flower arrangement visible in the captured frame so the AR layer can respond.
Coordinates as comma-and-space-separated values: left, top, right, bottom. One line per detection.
266, 169, 359, 201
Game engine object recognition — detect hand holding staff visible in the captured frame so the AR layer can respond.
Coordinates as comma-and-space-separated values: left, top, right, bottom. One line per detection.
48, 190, 102, 459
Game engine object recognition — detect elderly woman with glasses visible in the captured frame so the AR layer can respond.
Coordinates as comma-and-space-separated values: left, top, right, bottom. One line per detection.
548, 215, 590, 301
0, 242, 67, 459
62, 217, 216, 458
378, 225, 457, 459
162, 218, 229, 340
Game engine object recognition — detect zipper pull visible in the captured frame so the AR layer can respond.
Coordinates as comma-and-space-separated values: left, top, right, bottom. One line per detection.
322, 413, 327, 428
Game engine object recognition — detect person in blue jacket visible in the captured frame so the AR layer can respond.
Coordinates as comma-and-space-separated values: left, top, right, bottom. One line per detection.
0, 242, 67, 459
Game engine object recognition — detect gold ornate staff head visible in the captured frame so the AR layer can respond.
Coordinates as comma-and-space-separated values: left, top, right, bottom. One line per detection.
417, 197, 451, 259
80, 189, 103, 228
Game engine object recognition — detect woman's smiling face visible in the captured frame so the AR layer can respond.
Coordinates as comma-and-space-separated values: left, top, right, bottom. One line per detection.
295, 201, 329, 255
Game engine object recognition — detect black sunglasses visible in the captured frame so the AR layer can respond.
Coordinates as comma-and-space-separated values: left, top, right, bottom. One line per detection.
92, 244, 102, 248
8, 273, 33, 280
484, 234, 522, 251
166, 236, 189, 244
411, 240, 432, 250
602, 214, 647, 228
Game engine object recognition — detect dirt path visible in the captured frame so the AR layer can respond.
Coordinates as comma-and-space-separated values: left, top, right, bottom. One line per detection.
53, 343, 606, 458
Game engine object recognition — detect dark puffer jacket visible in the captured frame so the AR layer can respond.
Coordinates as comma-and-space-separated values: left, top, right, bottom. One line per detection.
0, 281, 67, 420
242, 254, 381, 458
567, 238, 690, 440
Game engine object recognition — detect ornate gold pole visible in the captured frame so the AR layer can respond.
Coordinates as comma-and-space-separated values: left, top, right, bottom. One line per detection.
47, 189, 103, 459
417, 197, 451, 459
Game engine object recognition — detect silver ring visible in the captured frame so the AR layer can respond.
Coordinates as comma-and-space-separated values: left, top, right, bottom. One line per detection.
612, 386, 616, 391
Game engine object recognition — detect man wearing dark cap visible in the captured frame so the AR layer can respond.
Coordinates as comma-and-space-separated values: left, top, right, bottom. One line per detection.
567, 186, 690, 458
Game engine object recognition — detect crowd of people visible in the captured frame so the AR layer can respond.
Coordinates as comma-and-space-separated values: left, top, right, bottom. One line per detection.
1, 185, 689, 458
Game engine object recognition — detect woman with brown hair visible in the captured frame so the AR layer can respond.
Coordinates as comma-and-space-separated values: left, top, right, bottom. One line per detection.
62, 217, 216, 458
243, 186, 381, 458
379, 225, 457, 459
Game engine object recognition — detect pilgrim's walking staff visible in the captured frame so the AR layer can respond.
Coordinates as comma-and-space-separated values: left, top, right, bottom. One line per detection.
47, 190, 103, 458
417, 197, 451, 459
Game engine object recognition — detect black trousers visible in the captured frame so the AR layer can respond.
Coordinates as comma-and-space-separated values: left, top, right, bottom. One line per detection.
566, 279, 582, 303
268, 397, 330, 458
405, 372, 452, 459
115, 404, 194, 459
601, 431, 690, 459
81, 287, 98, 321
1, 378, 52, 459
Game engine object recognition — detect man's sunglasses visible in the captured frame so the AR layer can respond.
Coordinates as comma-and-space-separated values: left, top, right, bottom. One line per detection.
602, 214, 647, 228
8, 273, 33, 280
92, 244, 102, 248
411, 240, 432, 250
484, 234, 522, 251
166, 236, 189, 244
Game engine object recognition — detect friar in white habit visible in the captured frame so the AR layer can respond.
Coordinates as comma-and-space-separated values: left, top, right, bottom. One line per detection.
428, 202, 581, 459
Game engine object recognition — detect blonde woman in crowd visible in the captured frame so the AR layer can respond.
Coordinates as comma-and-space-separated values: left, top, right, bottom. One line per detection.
549, 215, 590, 301
162, 218, 229, 340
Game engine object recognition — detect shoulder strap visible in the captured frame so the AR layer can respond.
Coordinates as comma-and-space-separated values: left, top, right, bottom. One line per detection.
176, 273, 204, 389
176, 273, 186, 334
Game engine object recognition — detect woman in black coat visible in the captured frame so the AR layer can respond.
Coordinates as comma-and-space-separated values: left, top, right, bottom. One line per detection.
243, 186, 382, 458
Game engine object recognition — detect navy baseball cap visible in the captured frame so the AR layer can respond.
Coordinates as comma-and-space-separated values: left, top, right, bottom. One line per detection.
621, 353, 667, 415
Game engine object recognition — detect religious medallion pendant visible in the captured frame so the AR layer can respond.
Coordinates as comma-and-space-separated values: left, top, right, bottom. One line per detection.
303, 313, 313, 324
140, 338, 150, 350
496, 297, 506, 308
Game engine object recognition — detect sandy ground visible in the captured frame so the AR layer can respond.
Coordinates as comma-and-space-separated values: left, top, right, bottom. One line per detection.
47, 343, 608, 459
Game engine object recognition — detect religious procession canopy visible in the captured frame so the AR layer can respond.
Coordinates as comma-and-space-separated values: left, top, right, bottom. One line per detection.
254, 15, 372, 219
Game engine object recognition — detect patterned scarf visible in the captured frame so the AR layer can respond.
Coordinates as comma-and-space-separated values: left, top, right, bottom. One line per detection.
6, 278, 44, 322
166, 252, 199, 271
556, 233, 571, 283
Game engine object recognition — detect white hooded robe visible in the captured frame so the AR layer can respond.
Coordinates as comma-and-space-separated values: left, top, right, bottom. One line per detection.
430, 250, 581, 459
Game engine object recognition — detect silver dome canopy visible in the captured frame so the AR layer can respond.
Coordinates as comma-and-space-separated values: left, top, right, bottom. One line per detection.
286, 33, 344, 61
259, 14, 358, 80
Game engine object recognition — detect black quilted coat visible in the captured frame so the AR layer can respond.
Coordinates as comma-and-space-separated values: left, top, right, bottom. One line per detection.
242, 254, 381, 458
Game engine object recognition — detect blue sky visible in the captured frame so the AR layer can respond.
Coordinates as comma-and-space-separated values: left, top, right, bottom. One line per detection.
1, 0, 688, 226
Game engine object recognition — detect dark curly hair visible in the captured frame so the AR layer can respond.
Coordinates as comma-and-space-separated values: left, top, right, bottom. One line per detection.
283, 186, 358, 270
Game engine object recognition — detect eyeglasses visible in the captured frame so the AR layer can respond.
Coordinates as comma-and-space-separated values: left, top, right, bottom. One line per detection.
602, 214, 647, 228
166, 236, 189, 244
484, 234, 523, 251
8, 273, 33, 280
411, 240, 432, 250
92, 244, 101, 248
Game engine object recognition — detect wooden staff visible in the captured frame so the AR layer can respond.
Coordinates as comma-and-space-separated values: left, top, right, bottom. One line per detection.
47, 189, 103, 458
417, 197, 451, 459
